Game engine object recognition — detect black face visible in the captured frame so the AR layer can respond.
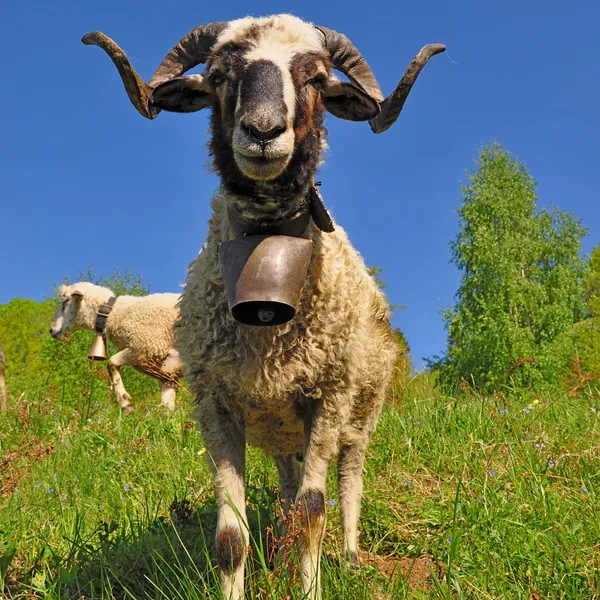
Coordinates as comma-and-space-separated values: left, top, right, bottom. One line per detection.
207, 46, 327, 209
148, 33, 380, 213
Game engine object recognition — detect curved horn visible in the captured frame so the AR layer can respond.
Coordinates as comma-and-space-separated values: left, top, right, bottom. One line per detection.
81, 23, 228, 119
315, 26, 384, 103
315, 26, 445, 134
369, 43, 446, 134
148, 23, 228, 87
81, 31, 159, 119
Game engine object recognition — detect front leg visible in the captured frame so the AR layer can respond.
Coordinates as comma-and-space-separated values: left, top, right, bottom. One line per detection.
107, 348, 136, 413
195, 401, 248, 600
297, 398, 340, 600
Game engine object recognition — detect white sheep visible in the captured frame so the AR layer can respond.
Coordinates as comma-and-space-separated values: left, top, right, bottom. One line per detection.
50, 282, 182, 412
83, 13, 443, 599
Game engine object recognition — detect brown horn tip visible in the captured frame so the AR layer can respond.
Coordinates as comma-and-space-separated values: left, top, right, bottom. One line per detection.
81, 31, 159, 120
369, 43, 446, 134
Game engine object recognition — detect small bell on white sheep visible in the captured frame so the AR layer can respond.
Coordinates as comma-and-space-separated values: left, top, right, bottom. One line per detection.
88, 332, 108, 361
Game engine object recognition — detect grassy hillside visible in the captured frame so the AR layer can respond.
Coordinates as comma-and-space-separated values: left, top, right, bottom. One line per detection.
1, 368, 599, 599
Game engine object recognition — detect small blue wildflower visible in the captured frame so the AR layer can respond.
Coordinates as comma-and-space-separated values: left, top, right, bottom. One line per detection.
121, 497, 126, 502
477, 497, 484, 503
523, 408, 531, 414
46, 488, 54, 494
36, 482, 42, 488
489, 470, 497, 477
457, 515, 464, 521
124, 484, 131, 492
582, 486, 588, 493
257, 487, 263, 494
372, 451, 377, 457
446, 537, 452, 544
423, 560, 429, 566
500, 408, 509, 415
188, 487, 193, 493
328, 499, 335, 507
548, 460, 555, 468
405, 479, 412, 487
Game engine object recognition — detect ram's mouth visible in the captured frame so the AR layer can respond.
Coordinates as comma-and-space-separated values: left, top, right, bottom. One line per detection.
233, 150, 292, 181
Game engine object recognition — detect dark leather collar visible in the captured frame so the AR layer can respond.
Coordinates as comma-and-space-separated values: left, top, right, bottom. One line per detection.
227, 184, 335, 238
228, 204, 311, 238
94, 296, 117, 334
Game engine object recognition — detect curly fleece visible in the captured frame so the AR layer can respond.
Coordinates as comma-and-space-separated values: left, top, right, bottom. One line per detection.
176, 191, 398, 456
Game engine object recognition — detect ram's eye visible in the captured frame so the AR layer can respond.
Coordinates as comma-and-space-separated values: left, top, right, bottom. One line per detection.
306, 74, 327, 88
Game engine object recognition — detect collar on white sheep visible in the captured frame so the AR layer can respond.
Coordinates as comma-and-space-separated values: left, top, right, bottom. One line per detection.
88, 296, 117, 361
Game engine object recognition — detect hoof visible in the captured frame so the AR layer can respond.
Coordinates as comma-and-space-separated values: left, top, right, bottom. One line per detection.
345, 551, 361, 570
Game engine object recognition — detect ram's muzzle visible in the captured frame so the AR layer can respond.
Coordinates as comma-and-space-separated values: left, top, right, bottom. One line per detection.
218, 235, 313, 326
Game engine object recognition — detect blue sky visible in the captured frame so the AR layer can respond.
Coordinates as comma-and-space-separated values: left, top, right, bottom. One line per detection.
1, 0, 598, 367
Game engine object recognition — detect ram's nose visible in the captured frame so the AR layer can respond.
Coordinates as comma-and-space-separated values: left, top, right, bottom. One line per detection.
240, 118, 286, 144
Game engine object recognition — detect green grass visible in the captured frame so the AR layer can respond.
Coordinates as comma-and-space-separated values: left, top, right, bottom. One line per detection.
1, 373, 600, 599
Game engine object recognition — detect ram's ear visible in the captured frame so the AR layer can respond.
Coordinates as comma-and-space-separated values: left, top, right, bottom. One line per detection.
322, 77, 380, 121
151, 74, 215, 113
70, 289, 84, 299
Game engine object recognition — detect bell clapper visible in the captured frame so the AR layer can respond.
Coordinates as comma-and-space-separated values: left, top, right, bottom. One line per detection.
258, 309, 275, 323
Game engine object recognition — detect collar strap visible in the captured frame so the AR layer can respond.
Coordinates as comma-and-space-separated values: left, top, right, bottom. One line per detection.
228, 204, 311, 238
94, 296, 117, 334
227, 184, 335, 238
308, 184, 334, 233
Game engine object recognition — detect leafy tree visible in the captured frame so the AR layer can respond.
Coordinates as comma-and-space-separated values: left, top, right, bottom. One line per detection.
434, 143, 587, 391
583, 243, 600, 318
0, 297, 56, 393
570, 243, 600, 384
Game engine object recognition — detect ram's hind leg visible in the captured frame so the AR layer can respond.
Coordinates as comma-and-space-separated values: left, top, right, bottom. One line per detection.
337, 442, 369, 565
275, 454, 301, 515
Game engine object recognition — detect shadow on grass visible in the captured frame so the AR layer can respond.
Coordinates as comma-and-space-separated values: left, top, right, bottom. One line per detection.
4, 485, 425, 600
5, 485, 315, 599
59, 495, 221, 599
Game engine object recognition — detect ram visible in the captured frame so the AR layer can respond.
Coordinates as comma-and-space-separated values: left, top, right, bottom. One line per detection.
83, 14, 443, 599
50, 282, 182, 412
